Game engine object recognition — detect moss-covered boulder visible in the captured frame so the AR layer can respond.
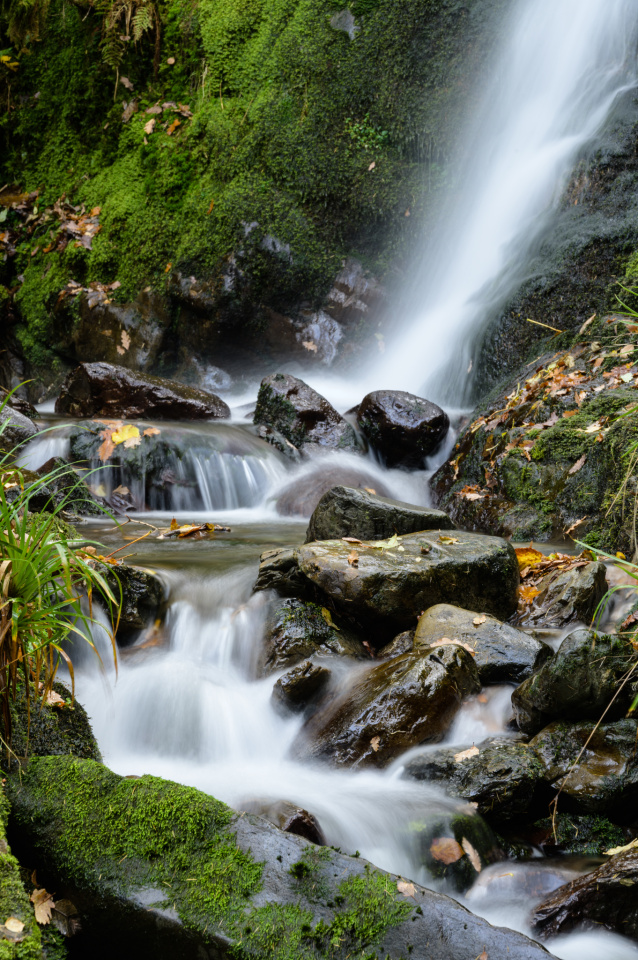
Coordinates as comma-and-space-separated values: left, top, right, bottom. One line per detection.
6, 756, 553, 960
0, 786, 41, 959
253, 374, 359, 455
414, 604, 552, 685
291, 642, 480, 769
532, 813, 626, 858
259, 598, 367, 677
432, 342, 638, 552
7, 682, 101, 764
305, 485, 454, 543
529, 719, 638, 819
511, 628, 638, 735
254, 530, 519, 643
401, 737, 550, 825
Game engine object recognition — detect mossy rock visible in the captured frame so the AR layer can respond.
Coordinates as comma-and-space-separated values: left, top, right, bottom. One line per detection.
0, 787, 41, 959
533, 814, 626, 858
6, 682, 101, 765
5, 756, 552, 959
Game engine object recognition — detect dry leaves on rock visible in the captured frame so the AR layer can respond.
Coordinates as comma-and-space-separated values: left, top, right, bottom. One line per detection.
429, 638, 476, 656
31, 888, 55, 925
370, 736, 380, 752
396, 880, 415, 897
156, 519, 231, 540
454, 745, 479, 763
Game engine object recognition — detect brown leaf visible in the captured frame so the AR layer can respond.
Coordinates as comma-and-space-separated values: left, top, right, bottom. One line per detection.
167, 118, 181, 135
519, 585, 541, 603
454, 745, 479, 763
120, 76, 134, 90
370, 736, 380, 752
568, 454, 587, 475
565, 515, 588, 537
347, 551, 359, 567
563, 410, 578, 418
462, 838, 482, 873
146, 104, 162, 115
144, 118, 155, 135
472, 615, 486, 626
143, 427, 161, 437
112, 485, 130, 496
342, 537, 363, 544
4, 917, 25, 934
97, 430, 115, 462
396, 880, 415, 897
429, 638, 475, 656
430, 837, 464, 865
31, 888, 54, 924
476, 951, 488, 960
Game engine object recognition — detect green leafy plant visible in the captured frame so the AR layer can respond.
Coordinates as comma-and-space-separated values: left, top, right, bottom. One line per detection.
0, 392, 119, 752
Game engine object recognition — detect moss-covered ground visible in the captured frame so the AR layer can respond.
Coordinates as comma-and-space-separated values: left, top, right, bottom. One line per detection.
0, 789, 41, 959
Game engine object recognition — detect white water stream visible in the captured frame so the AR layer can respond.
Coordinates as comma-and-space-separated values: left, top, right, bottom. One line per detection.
23, 0, 638, 956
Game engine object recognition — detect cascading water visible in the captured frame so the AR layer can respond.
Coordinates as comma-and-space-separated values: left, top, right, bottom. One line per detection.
309, 0, 638, 412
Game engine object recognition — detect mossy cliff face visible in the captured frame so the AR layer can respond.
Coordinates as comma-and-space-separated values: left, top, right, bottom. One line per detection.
433, 327, 638, 553
0, 0, 506, 384
0, 789, 41, 960
5, 756, 553, 959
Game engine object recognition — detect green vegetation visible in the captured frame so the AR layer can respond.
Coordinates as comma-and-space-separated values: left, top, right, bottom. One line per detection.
0, 0, 504, 369
9, 755, 415, 959
0, 401, 118, 750
0, 788, 41, 959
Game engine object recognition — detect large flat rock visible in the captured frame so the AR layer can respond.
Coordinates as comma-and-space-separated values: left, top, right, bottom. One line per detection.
6, 756, 553, 960
254, 530, 519, 641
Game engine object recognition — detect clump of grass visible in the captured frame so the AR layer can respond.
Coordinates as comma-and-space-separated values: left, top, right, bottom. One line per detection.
0, 389, 119, 753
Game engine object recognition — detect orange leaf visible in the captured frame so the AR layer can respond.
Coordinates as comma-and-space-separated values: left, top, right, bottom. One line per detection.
519, 585, 541, 603
167, 118, 181, 135
207, 199, 215, 214
170, 518, 179, 531
430, 837, 464, 865
143, 427, 161, 437
347, 551, 359, 567
98, 430, 115, 462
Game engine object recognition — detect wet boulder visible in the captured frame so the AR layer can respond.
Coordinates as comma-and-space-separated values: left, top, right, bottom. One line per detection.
305, 485, 455, 543
408, 807, 502, 893
512, 629, 638, 735
518, 560, 608, 627
35, 456, 106, 516
5, 756, 554, 960
0, 404, 37, 449
254, 530, 520, 643
401, 737, 549, 824
414, 604, 552, 685
258, 598, 368, 677
238, 799, 325, 846
291, 642, 481, 769
253, 373, 359, 455
275, 464, 391, 518
357, 390, 449, 468
102, 563, 166, 646
531, 813, 627, 858
529, 719, 638, 819
55, 362, 230, 420
271, 661, 332, 714
378, 630, 415, 659
532, 847, 638, 943
0, 385, 38, 419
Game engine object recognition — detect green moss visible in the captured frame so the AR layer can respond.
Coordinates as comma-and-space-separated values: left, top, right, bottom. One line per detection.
534, 814, 626, 857
8, 757, 415, 958
0, 787, 41, 959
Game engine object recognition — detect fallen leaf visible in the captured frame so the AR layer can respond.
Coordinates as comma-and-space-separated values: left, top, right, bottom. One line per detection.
144, 118, 155, 135
454, 745, 479, 763
370, 736, 380, 752
515, 547, 544, 569
476, 951, 488, 960
167, 118, 181, 135
112, 485, 130, 496
429, 638, 476, 656
568, 454, 587, 475
4, 917, 24, 934
143, 427, 161, 437
98, 431, 115, 462
368, 161, 376, 171
584, 421, 602, 434
430, 837, 464, 865
321, 608, 340, 631
31, 888, 54, 924
120, 76, 134, 90
369, 533, 401, 550
472, 615, 486, 627
519, 585, 541, 603
620, 344, 635, 357
563, 410, 578, 418
565, 515, 588, 536
579, 313, 596, 334
347, 551, 359, 567
207, 199, 215, 214
396, 880, 415, 897
302, 340, 317, 352
363, 488, 376, 495
170, 517, 179, 531
112, 424, 140, 446
604, 838, 638, 856
146, 104, 162, 115
462, 838, 482, 873
438, 535, 460, 544
166, 56, 175, 65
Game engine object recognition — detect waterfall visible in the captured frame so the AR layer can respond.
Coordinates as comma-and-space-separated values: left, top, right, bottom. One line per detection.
365, 0, 638, 406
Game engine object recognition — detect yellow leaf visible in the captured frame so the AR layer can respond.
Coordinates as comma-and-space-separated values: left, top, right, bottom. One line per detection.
170, 518, 179, 531
519, 585, 541, 603
396, 880, 415, 897
321, 608, 340, 631
604, 838, 638, 856
515, 547, 544, 569
617, 552, 627, 560
4, 917, 24, 933
111, 424, 140, 445
438, 535, 460, 544
31, 888, 54, 924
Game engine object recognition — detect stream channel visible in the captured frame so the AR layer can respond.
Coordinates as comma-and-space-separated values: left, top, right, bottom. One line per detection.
21, 413, 638, 960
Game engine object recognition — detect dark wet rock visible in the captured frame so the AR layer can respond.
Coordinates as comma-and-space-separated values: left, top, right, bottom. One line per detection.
254, 530, 520, 643
275, 465, 391, 518
56, 362, 230, 420
253, 373, 359, 455
378, 630, 415, 659
532, 847, 638, 943
0, 385, 38, 419
466, 862, 582, 908
0, 404, 37, 449
357, 391, 449, 468
531, 813, 627, 858
9, 681, 101, 763
256, 423, 302, 461
414, 604, 552, 685
511, 629, 638, 735
35, 456, 106, 516
529, 719, 638, 819
102, 563, 166, 646
305, 485, 454, 543
291, 642, 480, 769
5, 756, 553, 960
402, 737, 549, 824
239, 800, 325, 846
518, 561, 608, 627
259, 598, 367, 677
72, 290, 171, 373
272, 661, 332, 714
409, 808, 502, 893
